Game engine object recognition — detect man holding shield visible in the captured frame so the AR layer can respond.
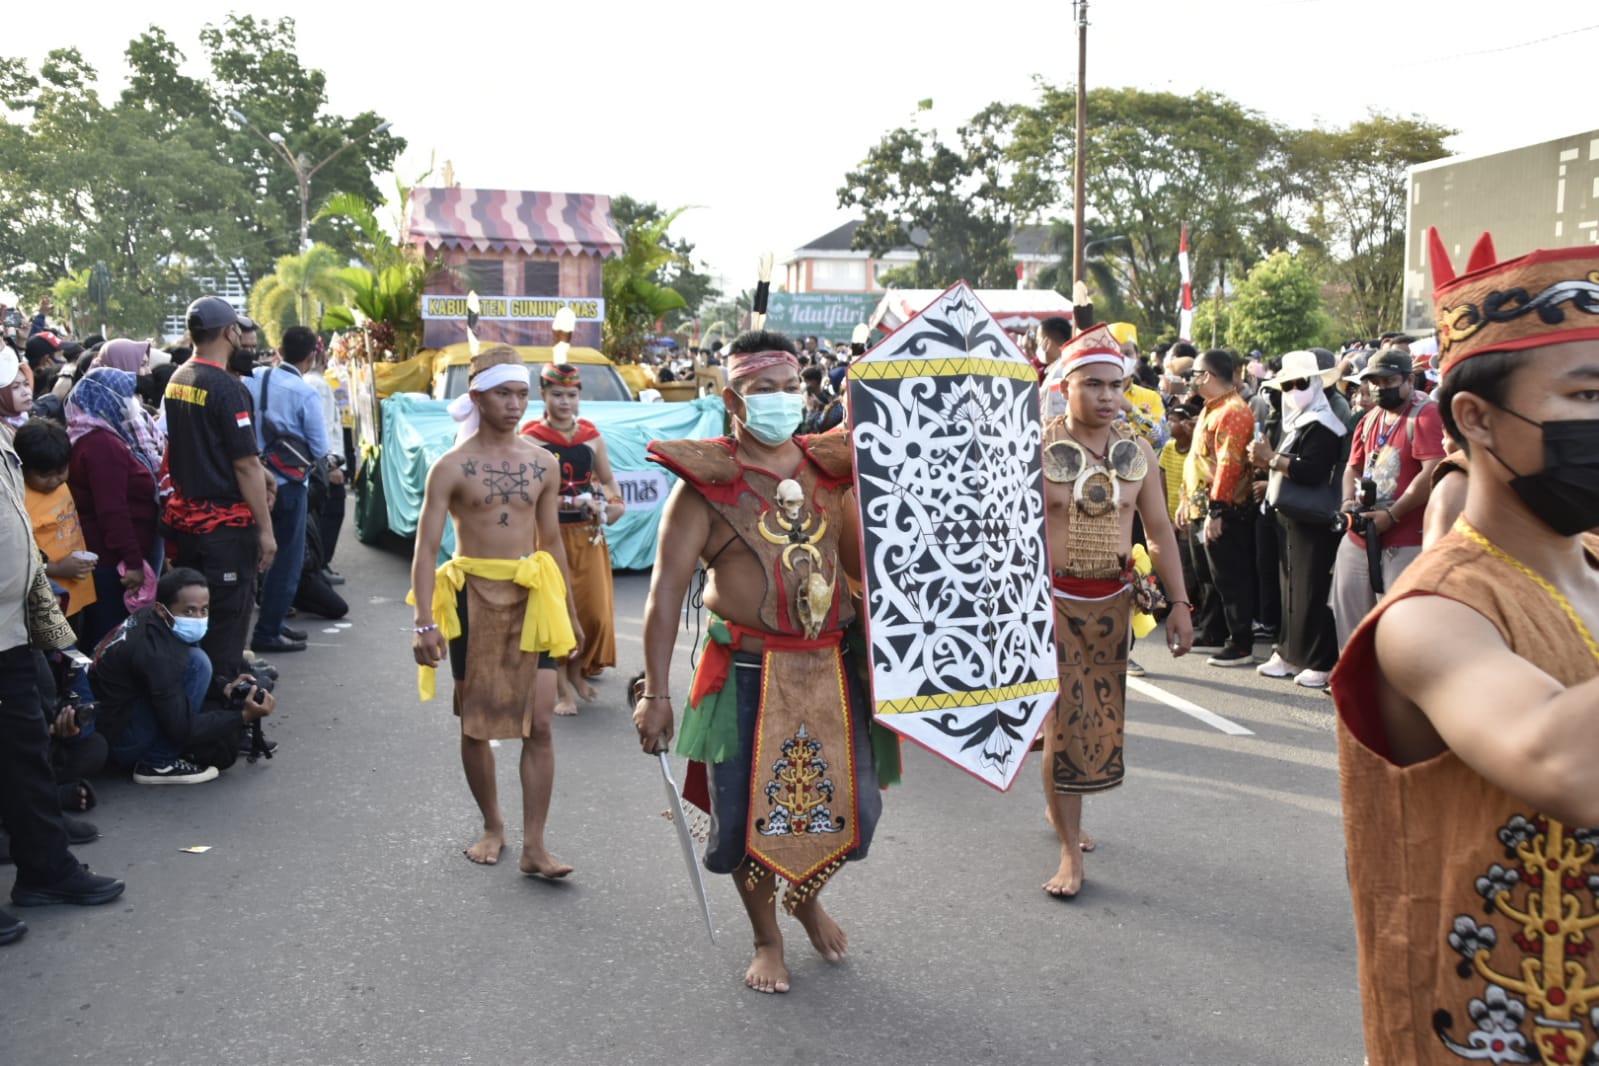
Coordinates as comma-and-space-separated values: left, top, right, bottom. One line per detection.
1041, 324, 1194, 898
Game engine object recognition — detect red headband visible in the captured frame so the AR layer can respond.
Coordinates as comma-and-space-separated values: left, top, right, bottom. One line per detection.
727, 349, 800, 381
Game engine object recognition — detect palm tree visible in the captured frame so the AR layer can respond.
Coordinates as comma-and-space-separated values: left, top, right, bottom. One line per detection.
602, 208, 690, 363
248, 244, 353, 347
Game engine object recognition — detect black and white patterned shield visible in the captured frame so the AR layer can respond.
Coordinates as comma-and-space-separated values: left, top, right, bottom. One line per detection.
849, 281, 1058, 790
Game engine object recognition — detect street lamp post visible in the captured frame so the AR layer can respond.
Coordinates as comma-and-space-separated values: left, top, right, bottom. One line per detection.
226, 109, 392, 324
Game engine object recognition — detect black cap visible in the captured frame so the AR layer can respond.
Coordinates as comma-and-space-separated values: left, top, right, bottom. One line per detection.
23, 331, 62, 366
1358, 348, 1414, 381
186, 295, 239, 332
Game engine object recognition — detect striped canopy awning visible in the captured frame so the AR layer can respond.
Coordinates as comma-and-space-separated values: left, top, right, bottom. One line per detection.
406, 188, 624, 258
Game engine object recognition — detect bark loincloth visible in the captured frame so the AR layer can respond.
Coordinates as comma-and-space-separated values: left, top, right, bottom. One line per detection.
557, 523, 615, 675
1047, 578, 1133, 794
406, 554, 575, 738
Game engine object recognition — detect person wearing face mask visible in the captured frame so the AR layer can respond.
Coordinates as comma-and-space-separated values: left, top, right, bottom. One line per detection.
1249, 351, 1348, 689
160, 297, 276, 687
634, 330, 885, 995
1330, 348, 1445, 647
1330, 230, 1599, 1064
89, 568, 274, 785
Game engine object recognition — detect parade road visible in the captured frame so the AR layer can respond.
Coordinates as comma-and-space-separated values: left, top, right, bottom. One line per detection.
2, 529, 1366, 1066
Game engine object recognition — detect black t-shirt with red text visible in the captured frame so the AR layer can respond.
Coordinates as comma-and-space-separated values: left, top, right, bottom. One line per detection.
163, 358, 259, 505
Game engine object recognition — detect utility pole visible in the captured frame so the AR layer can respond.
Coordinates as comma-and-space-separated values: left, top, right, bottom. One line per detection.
1071, 0, 1089, 291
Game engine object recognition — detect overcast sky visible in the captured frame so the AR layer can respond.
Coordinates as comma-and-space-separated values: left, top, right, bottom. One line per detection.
9, 1, 1595, 294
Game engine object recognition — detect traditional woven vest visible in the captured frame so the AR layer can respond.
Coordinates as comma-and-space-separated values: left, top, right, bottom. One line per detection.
647, 433, 854, 637
1332, 527, 1599, 1066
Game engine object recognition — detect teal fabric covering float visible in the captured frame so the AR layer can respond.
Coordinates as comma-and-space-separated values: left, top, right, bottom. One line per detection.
376, 392, 729, 568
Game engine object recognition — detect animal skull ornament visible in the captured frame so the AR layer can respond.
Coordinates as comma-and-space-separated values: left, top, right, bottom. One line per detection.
796, 570, 834, 640
775, 479, 805, 525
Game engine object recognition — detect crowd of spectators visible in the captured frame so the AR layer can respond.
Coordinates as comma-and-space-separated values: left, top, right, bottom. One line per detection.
1030, 320, 1446, 688
0, 292, 357, 946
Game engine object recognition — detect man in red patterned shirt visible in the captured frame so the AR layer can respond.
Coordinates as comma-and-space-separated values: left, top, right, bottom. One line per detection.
1180, 349, 1259, 667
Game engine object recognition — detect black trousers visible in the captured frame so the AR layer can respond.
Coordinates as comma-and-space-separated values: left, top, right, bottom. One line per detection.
1190, 508, 1257, 649
170, 525, 259, 683
1276, 511, 1341, 672
0, 645, 78, 889
1255, 505, 1281, 632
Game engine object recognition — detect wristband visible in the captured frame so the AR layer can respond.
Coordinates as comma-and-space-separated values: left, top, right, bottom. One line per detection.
638, 693, 672, 701
1169, 600, 1193, 608
1384, 508, 1397, 525
415, 623, 439, 635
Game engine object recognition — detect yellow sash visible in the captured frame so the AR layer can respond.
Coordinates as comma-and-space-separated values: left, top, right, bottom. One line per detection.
406, 553, 575, 700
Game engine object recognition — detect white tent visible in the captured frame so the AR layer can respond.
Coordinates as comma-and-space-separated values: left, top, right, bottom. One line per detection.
868, 288, 1073, 333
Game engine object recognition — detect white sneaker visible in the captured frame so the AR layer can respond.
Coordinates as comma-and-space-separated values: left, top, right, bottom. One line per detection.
1294, 668, 1330, 690
1256, 652, 1297, 679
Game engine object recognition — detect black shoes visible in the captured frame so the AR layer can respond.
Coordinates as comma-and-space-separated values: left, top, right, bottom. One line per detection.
11, 864, 126, 907
133, 757, 219, 785
279, 624, 309, 642
0, 908, 25, 945
251, 635, 306, 654
1206, 645, 1257, 668
321, 568, 346, 586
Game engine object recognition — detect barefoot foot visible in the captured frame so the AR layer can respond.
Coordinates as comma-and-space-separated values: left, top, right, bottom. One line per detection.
792, 898, 848, 961
744, 941, 790, 994
573, 677, 598, 703
464, 828, 506, 865
519, 847, 574, 879
553, 693, 577, 716
1045, 805, 1095, 851
1043, 845, 1084, 899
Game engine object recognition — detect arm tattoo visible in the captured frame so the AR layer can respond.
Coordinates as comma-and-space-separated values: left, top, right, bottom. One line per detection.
482, 461, 532, 505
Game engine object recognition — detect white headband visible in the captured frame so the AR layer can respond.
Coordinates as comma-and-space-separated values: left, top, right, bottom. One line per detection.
447, 362, 530, 441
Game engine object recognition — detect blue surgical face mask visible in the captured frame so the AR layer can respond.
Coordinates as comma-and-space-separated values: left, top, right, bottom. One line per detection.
170, 615, 208, 645
739, 391, 805, 445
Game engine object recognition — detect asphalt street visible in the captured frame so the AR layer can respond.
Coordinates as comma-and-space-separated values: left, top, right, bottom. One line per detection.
3, 525, 1366, 1066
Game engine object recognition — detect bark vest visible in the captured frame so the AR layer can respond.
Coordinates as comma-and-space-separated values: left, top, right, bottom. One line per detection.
1331, 527, 1599, 1066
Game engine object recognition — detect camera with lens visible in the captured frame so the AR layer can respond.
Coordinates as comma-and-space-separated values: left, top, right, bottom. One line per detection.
1332, 477, 1379, 536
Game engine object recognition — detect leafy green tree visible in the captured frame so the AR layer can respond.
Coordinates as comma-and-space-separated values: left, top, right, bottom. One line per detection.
0, 45, 248, 332
1295, 113, 1454, 337
194, 16, 404, 286
1224, 251, 1330, 356
603, 209, 689, 362
1011, 85, 1306, 337
0, 19, 404, 335
610, 196, 719, 327
837, 101, 1038, 288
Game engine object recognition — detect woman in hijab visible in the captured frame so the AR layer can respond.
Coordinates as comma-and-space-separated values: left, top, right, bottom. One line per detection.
1247, 350, 1349, 690
89, 338, 151, 374
65, 367, 166, 647
0, 360, 33, 431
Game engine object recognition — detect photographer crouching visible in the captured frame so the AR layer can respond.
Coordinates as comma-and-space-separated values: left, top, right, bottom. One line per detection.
90, 568, 274, 785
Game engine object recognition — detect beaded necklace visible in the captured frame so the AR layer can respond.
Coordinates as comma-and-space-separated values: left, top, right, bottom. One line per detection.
1453, 515, 1599, 662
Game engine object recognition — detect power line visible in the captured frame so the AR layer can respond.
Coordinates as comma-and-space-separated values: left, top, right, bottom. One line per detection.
1419, 21, 1599, 63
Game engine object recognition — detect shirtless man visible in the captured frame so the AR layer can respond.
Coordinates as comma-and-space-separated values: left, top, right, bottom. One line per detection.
1041, 324, 1193, 898
409, 347, 583, 877
634, 331, 882, 994
521, 359, 623, 715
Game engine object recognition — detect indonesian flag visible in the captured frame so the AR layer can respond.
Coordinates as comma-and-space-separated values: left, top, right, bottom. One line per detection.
1016, 262, 1025, 290
1178, 225, 1194, 342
